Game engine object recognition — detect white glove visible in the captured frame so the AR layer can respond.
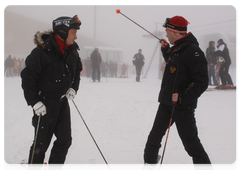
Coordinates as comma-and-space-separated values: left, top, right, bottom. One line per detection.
33, 101, 47, 116
65, 88, 76, 100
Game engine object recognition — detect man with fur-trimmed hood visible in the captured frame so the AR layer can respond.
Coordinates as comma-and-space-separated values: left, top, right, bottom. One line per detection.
21, 15, 82, 164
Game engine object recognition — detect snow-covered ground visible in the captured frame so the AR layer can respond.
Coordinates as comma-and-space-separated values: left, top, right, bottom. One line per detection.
4, 75, 237, 170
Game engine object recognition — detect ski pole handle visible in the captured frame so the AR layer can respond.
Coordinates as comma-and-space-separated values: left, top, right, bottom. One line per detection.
160, 39, 168, 47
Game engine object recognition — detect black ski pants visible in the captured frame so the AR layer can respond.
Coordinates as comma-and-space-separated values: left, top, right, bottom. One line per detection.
92, 65, 101, 81
219, 63, 233, 85
135, 65, 143, 82
144, 104, 211, 164
28, 98, 72, 164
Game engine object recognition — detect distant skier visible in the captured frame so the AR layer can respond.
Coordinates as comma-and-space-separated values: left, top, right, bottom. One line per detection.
90, 48, 102, 82
4, 55, 14, 77
132, 49, 145, 82
214, 39, 234, 88
206, 41, 218, 85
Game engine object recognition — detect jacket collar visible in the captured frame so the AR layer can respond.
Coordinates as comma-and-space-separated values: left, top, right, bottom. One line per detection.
34, 30, 79, 53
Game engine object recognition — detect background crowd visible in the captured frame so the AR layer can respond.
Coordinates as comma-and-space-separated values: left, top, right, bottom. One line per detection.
4, 55, 25, 77
5, 38, 234, 88
82, 59, 130, 78
205, 38, 234, 88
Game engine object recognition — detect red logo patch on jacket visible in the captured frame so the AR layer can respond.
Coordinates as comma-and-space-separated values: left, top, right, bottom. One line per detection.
170, 66, 176, 73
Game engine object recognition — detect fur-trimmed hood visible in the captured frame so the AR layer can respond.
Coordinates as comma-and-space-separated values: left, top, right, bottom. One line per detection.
33, 30, 79, 53
34, 30, 54, 50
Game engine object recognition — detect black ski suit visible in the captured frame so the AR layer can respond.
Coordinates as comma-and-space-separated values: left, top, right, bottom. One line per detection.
132, 53, 145, 82
206, 41, 218, 85
90, 49, 102, 82
4, 55, 14, 77
144, 33, 211, 164
21, 31, 82, 164
214, 42, 233, 86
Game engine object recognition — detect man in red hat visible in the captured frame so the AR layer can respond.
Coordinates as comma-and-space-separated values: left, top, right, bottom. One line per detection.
144, 16, 211, 164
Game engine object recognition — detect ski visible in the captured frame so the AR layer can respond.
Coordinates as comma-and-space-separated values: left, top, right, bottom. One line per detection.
206, 85, 236, 91
215, 86, 236, 90
20, 159, 48, 170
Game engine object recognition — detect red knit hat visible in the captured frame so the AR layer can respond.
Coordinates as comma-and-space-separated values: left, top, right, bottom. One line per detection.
163, 16, 190, 33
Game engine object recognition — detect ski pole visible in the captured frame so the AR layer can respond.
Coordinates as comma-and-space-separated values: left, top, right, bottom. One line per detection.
116, 9, 167, 46
30, 115, 41, 164
160, 62, 179, 164
160, 103, 175, 164
72, 100, 108, 164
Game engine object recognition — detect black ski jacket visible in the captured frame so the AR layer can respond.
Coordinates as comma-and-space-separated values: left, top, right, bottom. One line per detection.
159, 32, 208, 109
5, 55, 14, 68
90, 49, 102, 67
132, 53, 145, 67
214, 42, 231, 65
206, 41, 216, 65
21, 31, 82, 107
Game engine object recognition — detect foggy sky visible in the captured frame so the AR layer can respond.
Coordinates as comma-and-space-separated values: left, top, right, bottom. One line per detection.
4, 5, 236, 65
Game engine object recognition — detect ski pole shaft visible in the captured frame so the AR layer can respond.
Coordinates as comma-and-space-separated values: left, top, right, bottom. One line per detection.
30, 115, 41, 164
72, 100, 108, 164
160, 61, 179, 164
116, 9, 167, 46
160, 105, 175, 164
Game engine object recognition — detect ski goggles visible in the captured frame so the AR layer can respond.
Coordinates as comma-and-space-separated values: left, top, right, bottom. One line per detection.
162, 18, 170, 28
71, 15, 81, 25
